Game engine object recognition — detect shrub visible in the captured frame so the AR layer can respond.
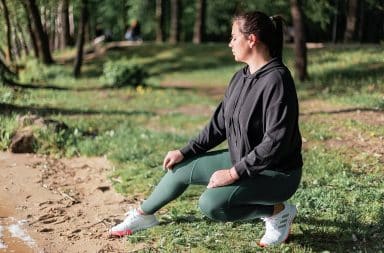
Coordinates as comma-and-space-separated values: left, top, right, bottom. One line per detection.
102, 58, 148, 87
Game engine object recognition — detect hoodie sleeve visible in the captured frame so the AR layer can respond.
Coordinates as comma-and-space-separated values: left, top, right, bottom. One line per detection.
179, 100, 226, 158
234, 74, 298, 176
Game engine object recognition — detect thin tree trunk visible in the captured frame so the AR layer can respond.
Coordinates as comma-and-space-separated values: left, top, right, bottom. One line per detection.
1, 0, 13, 62
169, 0, 180, 43
49, 7, 56, 52
290, 0, 308, 81
69, 4, 75, 41
332, 0, 339, 43
193, 0, 206, 44
24, 6, 39, 58
358, 0, 365, 42
73, 0, 88, 77
344, 0, 358, 42
15, 21, 30, 56
12, 25, 21, 59
59, 0, 71, 48
155, 0, 163, 42
24, 0, 54, 64
68, 5, 75, 42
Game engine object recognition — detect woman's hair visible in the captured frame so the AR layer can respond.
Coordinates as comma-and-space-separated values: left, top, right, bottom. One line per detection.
233, 11, 285, 59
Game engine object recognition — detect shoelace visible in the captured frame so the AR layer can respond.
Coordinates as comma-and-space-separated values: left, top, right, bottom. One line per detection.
262, 217, 280, 231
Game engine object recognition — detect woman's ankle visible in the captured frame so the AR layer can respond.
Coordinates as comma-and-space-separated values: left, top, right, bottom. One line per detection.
272, 203, 284, 216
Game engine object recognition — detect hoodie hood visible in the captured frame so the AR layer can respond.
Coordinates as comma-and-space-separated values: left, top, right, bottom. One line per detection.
242, 57, 284, 79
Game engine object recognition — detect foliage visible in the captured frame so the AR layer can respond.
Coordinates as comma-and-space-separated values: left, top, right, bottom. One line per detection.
102, 58, 148, 87
0, 114, 18, 150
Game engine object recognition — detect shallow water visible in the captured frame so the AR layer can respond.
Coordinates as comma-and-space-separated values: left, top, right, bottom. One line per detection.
0, 206, 38, 253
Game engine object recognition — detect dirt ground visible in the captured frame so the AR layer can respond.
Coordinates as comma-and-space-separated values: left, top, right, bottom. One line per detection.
0, 152, 134, 253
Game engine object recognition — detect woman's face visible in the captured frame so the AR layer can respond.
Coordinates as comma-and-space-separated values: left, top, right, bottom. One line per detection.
228, 21, 252, 62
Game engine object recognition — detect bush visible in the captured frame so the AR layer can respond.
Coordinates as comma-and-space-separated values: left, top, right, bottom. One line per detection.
102, 58, 148, 87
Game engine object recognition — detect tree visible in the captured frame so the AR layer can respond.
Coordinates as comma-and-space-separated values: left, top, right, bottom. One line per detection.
155, 0, 164, 42
59, 0, 71, 48
1, 0, 13, 62
169, 0, 180, 43
24, 4, 39, 58
22, 0, 54, 64
290, 0, 308, 81
193, 0, 206, 44
73, 0, 88, 77
344, 0, 358, 42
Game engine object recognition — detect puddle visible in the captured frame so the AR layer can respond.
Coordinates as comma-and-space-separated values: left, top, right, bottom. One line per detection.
9, 220, 36, 248
0, 226, 6, 249
0, 205, 39, 253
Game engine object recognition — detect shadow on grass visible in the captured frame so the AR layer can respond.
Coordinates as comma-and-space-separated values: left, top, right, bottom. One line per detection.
294, 210, 384, 252
0, 102, 156, 117
302, 61, 384, 94
300, 107, 384, 116
3, 78, 118, 91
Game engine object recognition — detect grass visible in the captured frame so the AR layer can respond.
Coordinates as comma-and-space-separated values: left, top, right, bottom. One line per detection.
1, 43, 383, 252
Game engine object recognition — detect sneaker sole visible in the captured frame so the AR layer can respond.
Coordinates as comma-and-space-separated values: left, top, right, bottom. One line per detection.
108, 220, 159, 238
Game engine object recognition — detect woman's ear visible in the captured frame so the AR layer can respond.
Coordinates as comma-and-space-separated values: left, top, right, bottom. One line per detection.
248, 34, 258, 49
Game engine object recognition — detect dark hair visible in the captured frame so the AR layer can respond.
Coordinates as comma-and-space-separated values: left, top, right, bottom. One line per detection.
233, 11, 284, 59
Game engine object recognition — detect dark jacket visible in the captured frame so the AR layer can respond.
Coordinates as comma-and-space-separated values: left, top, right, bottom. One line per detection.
180, 58, 303, 178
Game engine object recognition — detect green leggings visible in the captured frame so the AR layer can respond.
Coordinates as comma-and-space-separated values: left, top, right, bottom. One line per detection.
141, 149, 301, 221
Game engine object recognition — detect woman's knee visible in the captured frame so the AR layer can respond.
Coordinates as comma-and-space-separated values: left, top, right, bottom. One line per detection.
198, 190, 227, 221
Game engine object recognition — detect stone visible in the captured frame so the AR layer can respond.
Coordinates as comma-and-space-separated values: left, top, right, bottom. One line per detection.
9, 127, 36, 153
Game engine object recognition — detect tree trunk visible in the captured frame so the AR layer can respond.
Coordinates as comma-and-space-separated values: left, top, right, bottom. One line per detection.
358, 0, 365, 42
1, 0, 13, 62
69, 4, 75, 41
344, 0, 358, 42
290, 0, 308, 81
332, 0, 339, 43
24, 7, 39, 58
73, 0, 88, 78
59, 0, 71, 48
169, 0, 180, 43
193, 0, 206, 44
15, 20, 30, 56
24, 0, 54, 64
12, 24, 21, 59
155, 0, 164, 42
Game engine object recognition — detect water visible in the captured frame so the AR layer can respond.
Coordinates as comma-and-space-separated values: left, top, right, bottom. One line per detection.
0, 205, 38, 253
0, 226, 6, 249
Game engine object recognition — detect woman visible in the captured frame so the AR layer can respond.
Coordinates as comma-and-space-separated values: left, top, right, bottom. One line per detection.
109, 10, 303, 247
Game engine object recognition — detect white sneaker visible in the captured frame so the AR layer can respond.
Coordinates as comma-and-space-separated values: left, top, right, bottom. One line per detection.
259, 203, 297, 247
109, 209, 159, 237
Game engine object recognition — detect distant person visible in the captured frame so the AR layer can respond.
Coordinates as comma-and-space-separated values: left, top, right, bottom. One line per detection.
109, 11, 302, 247
125, 20, 141, 41
93, 27, 113, 45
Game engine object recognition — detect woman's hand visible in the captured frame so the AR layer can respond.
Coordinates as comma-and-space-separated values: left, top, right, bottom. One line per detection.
207, 167, 240, 188
163, 150, 184, 170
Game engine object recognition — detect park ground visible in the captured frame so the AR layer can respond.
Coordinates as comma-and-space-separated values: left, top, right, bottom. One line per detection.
0, 43, 383, 252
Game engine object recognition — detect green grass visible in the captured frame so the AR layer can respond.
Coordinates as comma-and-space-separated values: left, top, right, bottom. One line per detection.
1, 43, 383, 252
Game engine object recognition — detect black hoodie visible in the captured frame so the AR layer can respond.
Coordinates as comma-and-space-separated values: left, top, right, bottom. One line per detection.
180, 58, 303, 178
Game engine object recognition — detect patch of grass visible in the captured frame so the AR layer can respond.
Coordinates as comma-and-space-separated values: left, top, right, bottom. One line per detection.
0, 114, 18, 150
343, 118, 384, 138
300, 118, 335, 141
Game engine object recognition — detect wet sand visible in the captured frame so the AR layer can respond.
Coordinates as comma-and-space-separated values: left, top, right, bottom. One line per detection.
0, 199, 37, 253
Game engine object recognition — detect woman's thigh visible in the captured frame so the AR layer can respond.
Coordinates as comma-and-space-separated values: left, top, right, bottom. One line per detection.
173, 149, 232, 185
200, 168, 302, 207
